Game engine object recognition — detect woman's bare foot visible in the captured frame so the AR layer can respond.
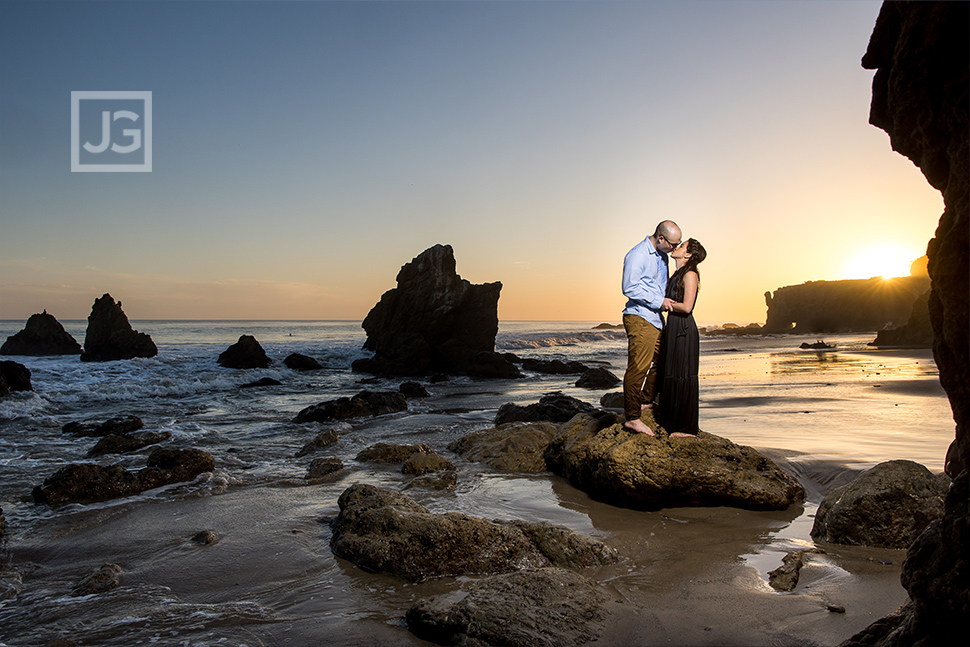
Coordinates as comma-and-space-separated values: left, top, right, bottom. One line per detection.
623, 419, 656, 436
669, 432, 697, 438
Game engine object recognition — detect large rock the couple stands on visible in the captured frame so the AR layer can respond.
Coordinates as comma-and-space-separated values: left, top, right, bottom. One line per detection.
330, 483, 617, 582
1, 311, 81, 356
543, 413, 805, 511
32, 447, 215, 506
81, 294, 157, 362
352, 245, 520, 378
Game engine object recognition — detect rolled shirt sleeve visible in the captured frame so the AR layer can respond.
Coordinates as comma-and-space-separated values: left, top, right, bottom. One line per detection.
622, 238, 668, 329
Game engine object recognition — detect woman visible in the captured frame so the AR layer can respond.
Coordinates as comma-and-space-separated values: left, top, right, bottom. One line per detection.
656, 238, 707, 438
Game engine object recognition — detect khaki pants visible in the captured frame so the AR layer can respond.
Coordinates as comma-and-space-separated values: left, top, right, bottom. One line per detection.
623, 313, 662, 421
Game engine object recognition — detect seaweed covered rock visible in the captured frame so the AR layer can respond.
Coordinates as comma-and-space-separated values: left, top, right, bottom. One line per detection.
80, 294, 157, 362
330, 484, 617, 581
0, 311, 81, 356
544, 413, 804, 511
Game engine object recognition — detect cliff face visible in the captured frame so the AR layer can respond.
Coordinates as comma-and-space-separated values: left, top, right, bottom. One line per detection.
845, 2, 969, 645
763, 276, 929, 333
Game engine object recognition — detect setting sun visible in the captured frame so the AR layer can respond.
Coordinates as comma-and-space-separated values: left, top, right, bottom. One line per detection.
842, 244, 922, 280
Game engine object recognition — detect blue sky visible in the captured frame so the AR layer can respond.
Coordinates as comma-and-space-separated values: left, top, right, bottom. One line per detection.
0, 1, 943, 323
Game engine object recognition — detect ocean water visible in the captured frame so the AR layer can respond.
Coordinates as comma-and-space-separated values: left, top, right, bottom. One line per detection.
0, 320, 954, 646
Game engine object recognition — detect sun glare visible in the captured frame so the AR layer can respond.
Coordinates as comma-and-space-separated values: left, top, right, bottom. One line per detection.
842, 245, 921, 280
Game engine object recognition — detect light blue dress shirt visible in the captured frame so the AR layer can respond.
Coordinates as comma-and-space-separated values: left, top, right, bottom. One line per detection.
622, 236, 669, 329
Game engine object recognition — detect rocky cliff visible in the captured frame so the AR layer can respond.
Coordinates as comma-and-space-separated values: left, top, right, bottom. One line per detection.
843, 2, 968, 645
763, 275, 929, 333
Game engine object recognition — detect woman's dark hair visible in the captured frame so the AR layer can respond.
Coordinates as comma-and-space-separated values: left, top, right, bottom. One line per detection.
683, 238, 707, 278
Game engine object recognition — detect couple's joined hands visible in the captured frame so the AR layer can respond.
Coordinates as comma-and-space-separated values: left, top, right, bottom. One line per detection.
662, 298, 679, 312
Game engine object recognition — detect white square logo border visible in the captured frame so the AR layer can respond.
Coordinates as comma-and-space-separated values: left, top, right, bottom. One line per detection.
71, 91, 152, 172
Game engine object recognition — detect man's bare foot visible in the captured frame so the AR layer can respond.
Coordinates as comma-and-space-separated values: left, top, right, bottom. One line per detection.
623, 419, 656, 436
669, 432, 697, 438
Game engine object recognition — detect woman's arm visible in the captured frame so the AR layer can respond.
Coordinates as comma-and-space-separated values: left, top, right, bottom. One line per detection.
669, 271, 698, 314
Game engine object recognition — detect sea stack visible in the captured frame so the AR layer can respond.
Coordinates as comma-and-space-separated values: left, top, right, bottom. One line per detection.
80, 294, 158, 362
353, 244, 518, 378
0, 311, 82, 356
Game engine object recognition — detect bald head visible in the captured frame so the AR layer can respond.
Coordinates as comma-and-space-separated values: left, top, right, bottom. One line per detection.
651, 220, 682, 254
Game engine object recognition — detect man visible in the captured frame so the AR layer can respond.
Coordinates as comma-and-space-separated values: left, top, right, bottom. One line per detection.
621, 220, 681, 435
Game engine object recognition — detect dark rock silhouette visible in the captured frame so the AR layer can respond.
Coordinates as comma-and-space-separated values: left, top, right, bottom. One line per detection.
399, 381, 430, 398
218, 335, 271, 369
520, 357, 589, 374
329, 484, 617, 582
811, 460, 947, 549
0, 311, 81, 356
842, 3, 969, 645
0, 361, 31, 396
352, 244, 514, 377
575, 367, 620, 389
87, 430, 172, 457
406, 567, 612, 646
544, 413, 805, 511
62, 415, 144, 437
240, 377, 281, 389
293, 390, 407, 424
80, 294, 157, 362
283, 353, 322, 371
763, 276, 929, 334
495, 392, 595, 425
32, 447, 215, 506
869, 290, 933, 347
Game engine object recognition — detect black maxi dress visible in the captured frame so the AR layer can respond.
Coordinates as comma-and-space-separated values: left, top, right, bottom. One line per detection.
656, 267, 700, 435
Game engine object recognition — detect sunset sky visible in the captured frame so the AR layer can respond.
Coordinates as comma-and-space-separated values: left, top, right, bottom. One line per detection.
0, 0, 943, 325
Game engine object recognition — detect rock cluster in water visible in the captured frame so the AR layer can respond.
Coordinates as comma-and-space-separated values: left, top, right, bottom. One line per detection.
843, 3, 968, 645
81, 294, 158, 362
352, 244, 519, 378
0, 311, 81, 356
869, 290, 934, 347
